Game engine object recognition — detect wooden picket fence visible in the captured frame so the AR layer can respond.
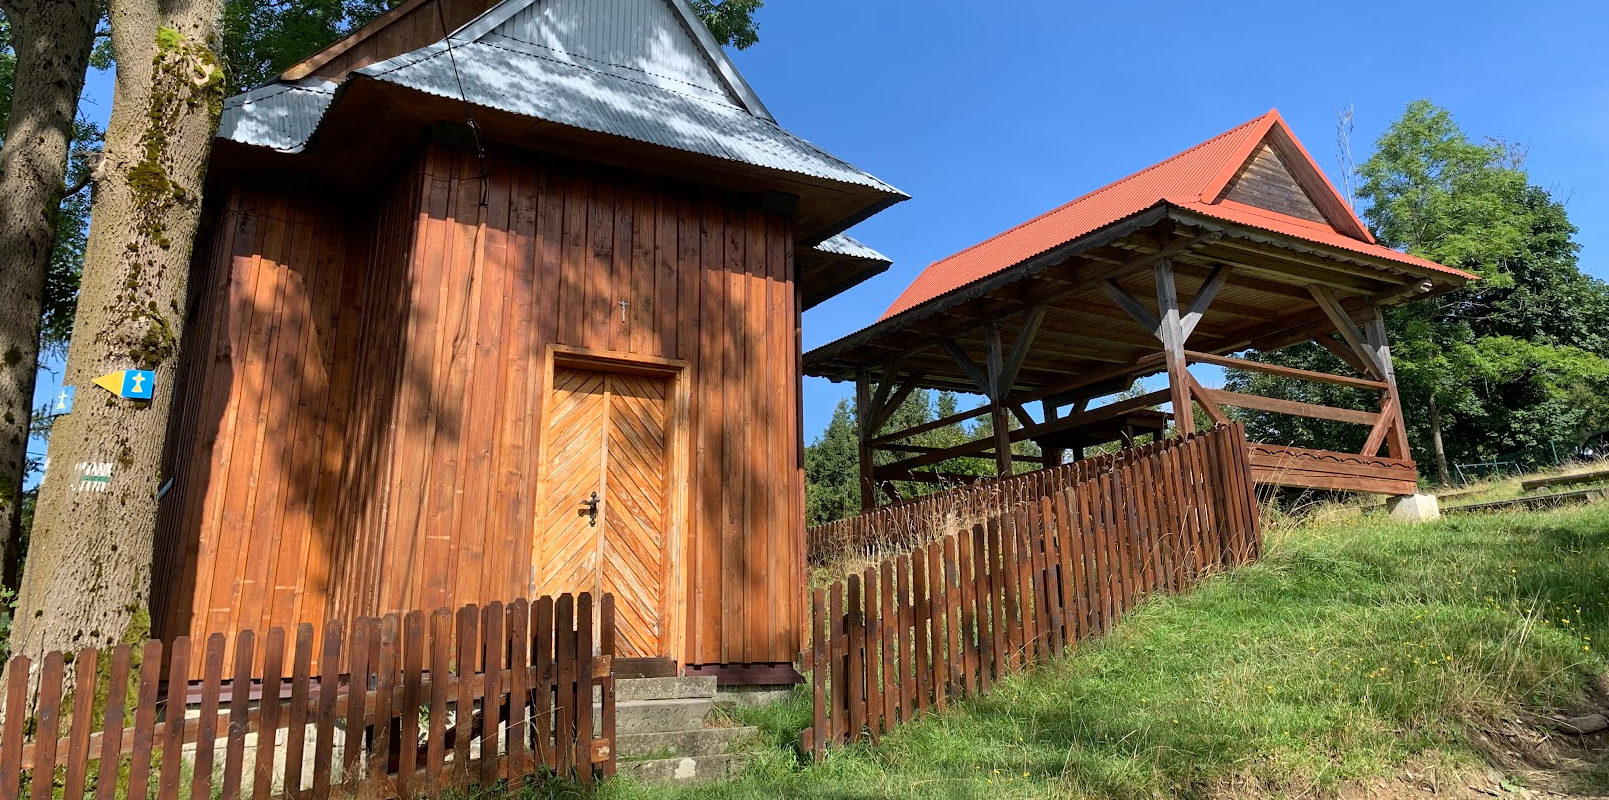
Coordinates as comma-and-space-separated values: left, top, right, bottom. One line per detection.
800, 424, 1261, 757
807, 429, 1217, 562
0, 594, 617, 800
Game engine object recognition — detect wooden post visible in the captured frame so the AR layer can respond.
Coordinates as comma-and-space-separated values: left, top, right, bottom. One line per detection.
1154, 259, 1193, 436
984, 323, 1014, 477
855, 372, 876, 511
1040, 400, 1062, 469
1362, 307, 1412, 459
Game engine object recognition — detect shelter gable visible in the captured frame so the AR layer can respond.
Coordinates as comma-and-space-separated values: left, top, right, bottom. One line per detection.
1218, 142, 1328, 225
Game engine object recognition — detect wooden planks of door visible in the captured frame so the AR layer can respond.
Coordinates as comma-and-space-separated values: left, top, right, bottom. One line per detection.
537, 366, 674, 659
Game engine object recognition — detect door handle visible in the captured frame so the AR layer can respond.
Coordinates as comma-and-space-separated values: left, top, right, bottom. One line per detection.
580, 491, 600, 527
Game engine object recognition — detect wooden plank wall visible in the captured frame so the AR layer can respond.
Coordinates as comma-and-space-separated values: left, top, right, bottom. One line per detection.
159, 139, 803, 671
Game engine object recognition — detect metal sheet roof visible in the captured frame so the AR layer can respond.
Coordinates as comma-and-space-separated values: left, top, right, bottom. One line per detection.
217, 80, 337, 153
813, 233, 889, 263
215, 0, 899, 195
355, 37, 898, 192
878, 110, 1470, 321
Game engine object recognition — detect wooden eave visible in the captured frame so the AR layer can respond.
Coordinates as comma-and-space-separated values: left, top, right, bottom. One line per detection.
798, 248, 892, 312
802, 206, 1462, 397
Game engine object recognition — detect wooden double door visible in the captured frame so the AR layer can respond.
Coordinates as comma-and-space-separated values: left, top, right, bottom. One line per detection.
536, 359, 683, 660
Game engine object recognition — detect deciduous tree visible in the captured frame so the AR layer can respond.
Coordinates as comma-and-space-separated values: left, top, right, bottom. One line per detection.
9, 0, 226, 666
1230, 100, 1609, 483
0, 0, 98, 601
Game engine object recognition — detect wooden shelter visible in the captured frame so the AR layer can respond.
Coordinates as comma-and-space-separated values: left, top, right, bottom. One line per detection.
803, 110, 1475, 509
152, 0, 904, 681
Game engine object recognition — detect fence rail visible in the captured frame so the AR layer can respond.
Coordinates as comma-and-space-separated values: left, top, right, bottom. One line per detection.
800, 425, 1260, 757
0, 594, 616, 800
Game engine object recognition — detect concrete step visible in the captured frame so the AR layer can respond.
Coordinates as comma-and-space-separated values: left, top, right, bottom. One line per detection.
614, 697, 713, 735
616, 725, 757, 759
615, 676, 716, 703
618, 753, 744, 784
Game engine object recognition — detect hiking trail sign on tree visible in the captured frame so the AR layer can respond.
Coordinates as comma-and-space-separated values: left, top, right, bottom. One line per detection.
92, 370, 155, 400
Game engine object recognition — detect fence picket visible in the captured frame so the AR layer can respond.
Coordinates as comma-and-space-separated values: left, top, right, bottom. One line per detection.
827, 583, 845, 743
62, 647, 96, 800
861, 567, 881, 741
0, 655, 26, 800
222, 632, 255, 800
879, 560, 896, 731
157, 637, 189, 800
846, 574, 864, 743
942, 536, 962, 704
285, 625, 314, 797
481, 601, 504, 787
532, 597, 554, 771
314, 620, 344, 800
506, 599, 530, 780
342, 621, 369, 798
971, 523, 993, 694
574, 594, 594, 787
396, 612, 422, 798
599, 595, 618, 779
554, 595, 576, 776
810, 587, 826, 761
94, 645, 132, 800
127, 641, 162, 800
895, 555, 914, 721
451, 606, 477, 786
921, 548, 935, 715
31, 652, 64, 800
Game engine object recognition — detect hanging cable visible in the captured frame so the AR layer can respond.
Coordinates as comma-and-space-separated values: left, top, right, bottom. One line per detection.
435, 0, 491, 206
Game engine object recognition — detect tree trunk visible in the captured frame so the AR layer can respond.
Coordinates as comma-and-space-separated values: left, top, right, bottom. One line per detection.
1428, 393, 1451, 486
6, 0, 224, 668
0, 0, 98, 597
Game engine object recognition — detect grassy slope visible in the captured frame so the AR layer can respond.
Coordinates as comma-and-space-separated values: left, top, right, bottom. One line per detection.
538, 505, 1609, 799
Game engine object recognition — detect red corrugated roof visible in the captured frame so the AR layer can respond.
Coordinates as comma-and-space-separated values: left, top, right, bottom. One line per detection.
880, 109, 1474, 321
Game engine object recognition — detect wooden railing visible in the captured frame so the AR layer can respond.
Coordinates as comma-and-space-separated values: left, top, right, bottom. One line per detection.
0, 594, 617, 800
799, 424, 1260, 758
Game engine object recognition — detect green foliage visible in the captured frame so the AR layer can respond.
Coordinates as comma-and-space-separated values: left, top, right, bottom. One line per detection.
688, 0, 763, 50
803, 400, 859, 526
0, 13, 103, 356
0, 16, 13, 125
1232, 100, 1609, 474
219, 0, 399, 92
804, 389, 1004, 526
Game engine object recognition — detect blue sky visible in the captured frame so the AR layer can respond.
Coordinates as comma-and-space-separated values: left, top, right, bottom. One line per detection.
46, 0, 1609, 454
720, 0, 1609, 440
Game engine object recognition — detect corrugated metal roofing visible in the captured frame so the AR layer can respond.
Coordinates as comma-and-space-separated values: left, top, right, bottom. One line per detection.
812, 233, 889, 263
879, 109, 1472, 321
355, 36, 898, 192
217, 80, 337, 153
214, 0, 899, 195
495, 0, 737, 106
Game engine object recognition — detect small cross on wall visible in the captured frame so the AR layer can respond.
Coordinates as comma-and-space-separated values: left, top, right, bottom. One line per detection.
618, 298, 629, 322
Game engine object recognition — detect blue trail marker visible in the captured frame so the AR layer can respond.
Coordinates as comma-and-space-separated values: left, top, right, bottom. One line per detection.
48, 386, 75, 416
93, 369, 155, 400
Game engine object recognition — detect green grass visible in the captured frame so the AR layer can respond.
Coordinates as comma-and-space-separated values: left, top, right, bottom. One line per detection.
519, 504, 1609, 799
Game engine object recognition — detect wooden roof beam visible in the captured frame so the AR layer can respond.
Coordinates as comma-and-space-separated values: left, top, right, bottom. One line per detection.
1171, 256, 1313, 301
1199, 239, 1388, 294
1308, 286, 1388, 379
1180, 265, 1231, 340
